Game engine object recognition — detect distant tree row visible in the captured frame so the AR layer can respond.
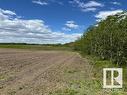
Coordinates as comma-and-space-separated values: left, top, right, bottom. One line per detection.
0, 43, 63, 46
74, 12, 127, 65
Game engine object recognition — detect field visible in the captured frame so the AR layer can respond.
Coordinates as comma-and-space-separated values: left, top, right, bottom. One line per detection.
0, 44, 72, 51
0, 48, 92, 95
0, 48, 127, 95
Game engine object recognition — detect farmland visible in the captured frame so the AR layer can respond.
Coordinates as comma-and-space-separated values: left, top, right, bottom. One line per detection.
0, 48, 92, 95
0, 47, 126, 95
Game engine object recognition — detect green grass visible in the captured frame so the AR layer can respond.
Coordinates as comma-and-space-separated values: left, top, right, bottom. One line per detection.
87, 55, 127, 95
0, 44, 72, 51
0, 73, 9, 81
51, 54, 127, 95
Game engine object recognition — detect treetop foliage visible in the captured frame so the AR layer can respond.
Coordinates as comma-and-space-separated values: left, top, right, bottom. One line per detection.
74, 11, 127, 65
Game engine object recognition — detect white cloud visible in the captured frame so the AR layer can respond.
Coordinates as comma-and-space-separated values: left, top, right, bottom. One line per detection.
110, 2, 121, 5
95, 10, 123, 21
62, 21, 79, 32
70, 0, 104, 12
32, 0, 48, 6
81, 7, 96, 12
0, 8, 81, 44
62, 27, 71, 31
32, 0, 64, 6
80, 1, 104, 8
0, 8, 16, 15
0, 8, 16, 20
65, 21, 79, 29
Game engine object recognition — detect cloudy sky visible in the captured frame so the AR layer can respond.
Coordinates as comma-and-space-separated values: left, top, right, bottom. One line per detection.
0, 0, 126, 44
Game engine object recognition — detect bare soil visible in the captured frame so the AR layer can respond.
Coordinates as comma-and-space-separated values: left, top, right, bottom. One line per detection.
0, 49, 92, 95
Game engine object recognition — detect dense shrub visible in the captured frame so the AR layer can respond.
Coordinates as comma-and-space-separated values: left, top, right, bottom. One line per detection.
74, 12, 127, 65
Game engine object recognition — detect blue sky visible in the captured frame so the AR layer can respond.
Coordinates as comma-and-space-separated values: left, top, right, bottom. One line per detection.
0, 0, 126, 44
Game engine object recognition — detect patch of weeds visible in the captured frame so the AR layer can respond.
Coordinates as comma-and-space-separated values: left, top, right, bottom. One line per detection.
111, 91, 119, 95
50, 88, 78, 95
0, 74, 6, 81
51, 79, 102, 95
66, 70, 78, 74
95, 60, 114, 68
68, 70, 75, 73
123, 84, 127, 92
8, 89, 16, 95
88, 56, 127, 95
110, 89, 125, 95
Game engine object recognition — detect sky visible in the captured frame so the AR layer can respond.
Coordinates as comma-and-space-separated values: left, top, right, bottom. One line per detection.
0, 0, 126, 44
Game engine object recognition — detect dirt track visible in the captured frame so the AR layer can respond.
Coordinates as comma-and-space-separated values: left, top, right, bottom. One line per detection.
0, 49, 92, 95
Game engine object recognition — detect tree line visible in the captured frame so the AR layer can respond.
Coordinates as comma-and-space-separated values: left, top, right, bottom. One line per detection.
74, 12, 127, 65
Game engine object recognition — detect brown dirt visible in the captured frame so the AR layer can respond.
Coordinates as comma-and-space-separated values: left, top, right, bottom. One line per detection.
0, 48, 92, 95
